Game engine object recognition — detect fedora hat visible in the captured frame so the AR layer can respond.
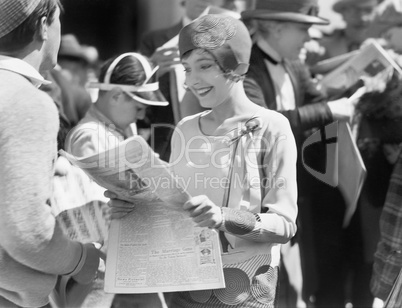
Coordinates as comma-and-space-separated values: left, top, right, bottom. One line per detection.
332, 0, 379, 14
241, 0, 329, 25
59, 34, 99, 65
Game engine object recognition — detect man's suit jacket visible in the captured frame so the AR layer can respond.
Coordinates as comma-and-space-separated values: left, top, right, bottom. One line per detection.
244, 44, 336, 200
244, 44, 333, 140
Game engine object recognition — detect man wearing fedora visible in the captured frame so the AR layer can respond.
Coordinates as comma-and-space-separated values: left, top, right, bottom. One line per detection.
319, 0, 381, 60
241, 0, 368, 306
58, 33, 99, 88
0, 0, 101, 307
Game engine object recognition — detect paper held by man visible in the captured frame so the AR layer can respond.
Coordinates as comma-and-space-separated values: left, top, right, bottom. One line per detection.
60, 136, 225, 294
319, 39, 402, 94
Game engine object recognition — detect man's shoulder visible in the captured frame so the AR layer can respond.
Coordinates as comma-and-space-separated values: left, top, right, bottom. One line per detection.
71, 114, 107, 137
141, 22, 182, 47
0, 71, 56, 115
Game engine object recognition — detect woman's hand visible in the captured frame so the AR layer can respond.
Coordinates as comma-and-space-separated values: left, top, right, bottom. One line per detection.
183, 195, 223, 229
104, 190, 136, 219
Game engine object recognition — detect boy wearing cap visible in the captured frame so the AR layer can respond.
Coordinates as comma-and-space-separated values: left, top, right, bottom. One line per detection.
65, 52, 168, 160
241, 0, 368, 306
0, 0, 101, 307
65, 53, 168, 308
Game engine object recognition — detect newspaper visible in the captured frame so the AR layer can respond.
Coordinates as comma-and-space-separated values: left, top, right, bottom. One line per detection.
105, 201, 224, 293
337, 122, 367, 227
310, 50, 359, 75
52, 163, 110, 244
320, 39, 402, 93
60, 136, 225, 293
50, 162, 110, 308
60, 136, 189, 210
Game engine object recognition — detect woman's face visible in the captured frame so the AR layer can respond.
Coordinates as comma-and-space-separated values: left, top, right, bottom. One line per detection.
182, 49, 234, 109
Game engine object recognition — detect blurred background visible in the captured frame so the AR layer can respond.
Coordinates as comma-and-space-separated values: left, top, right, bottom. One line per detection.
60, 0, 344, 61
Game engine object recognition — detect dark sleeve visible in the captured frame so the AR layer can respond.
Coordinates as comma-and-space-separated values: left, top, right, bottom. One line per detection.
291, 103, 333, 131
291, 60, 334, 130
139, 32, 157, 57
244, 62, 333, 132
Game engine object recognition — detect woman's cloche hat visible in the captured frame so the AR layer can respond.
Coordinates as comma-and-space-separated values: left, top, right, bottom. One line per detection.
179, 14, 252, 76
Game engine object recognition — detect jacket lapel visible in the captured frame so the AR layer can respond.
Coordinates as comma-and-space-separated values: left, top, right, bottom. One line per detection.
250, 45, 277, 110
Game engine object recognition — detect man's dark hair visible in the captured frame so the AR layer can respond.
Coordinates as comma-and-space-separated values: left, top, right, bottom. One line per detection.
0, 0, 62, 52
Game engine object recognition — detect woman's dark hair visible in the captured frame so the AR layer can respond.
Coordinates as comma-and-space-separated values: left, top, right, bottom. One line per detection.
0, 0, 62, 52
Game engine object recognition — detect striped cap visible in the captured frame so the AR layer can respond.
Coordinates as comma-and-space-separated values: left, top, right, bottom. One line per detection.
0, 0, 42, 39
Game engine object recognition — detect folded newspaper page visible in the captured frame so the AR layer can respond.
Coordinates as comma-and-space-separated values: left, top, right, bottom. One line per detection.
52, 162, 110, 244
320, 39, 402, 93
105, 201, 224, 293
50, 162, 110, 308
60, 136, 189, 210
60, 136, 225, 293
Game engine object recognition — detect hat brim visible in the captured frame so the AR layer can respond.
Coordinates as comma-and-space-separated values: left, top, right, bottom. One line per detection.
332, 0, 378, 14
241, 11, 330, 25
126, 89, 169, 107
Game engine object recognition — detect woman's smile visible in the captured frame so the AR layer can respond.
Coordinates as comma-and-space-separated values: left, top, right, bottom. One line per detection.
195, 86, 213, 97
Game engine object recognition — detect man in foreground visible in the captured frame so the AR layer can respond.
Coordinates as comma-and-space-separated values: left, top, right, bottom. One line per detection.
0, 0, 101, 306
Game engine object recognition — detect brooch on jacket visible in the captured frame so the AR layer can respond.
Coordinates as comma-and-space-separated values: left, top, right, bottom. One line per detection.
229, 116, 262, 145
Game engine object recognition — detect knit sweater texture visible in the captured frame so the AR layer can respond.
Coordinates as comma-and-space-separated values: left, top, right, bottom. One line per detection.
0, 69, 83, 307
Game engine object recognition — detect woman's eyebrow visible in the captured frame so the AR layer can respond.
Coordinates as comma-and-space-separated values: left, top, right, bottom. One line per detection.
195, 57, 215, 63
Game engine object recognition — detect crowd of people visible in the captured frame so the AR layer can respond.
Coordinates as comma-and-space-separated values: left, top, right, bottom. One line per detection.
1, 0, 402, 307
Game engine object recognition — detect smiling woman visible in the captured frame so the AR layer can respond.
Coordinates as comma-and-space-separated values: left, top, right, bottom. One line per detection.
162, 14, 299, 307
105, 14, 299, 308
